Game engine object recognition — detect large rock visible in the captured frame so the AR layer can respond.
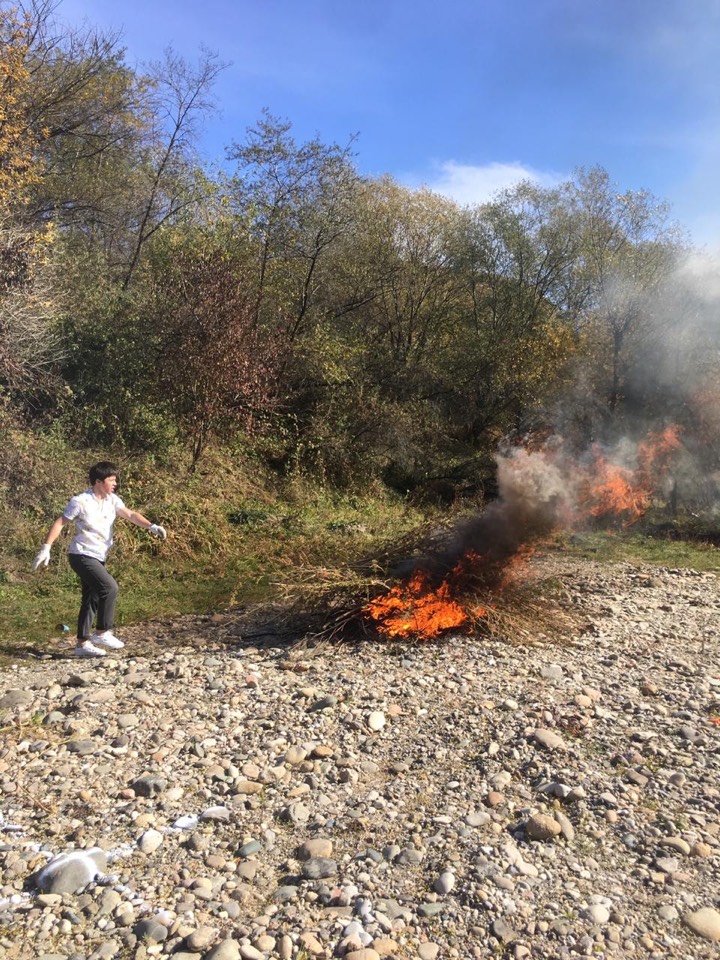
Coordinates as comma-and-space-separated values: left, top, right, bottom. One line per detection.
34, 848, 107, 894
134, 917, 169, 943
131, 773, 166, 797
138, 828, 164, 854
205, 940, 241, 960
684, 908, 720, 942
301, 857, 337, 879
526, 813, 562, 841
0, 689, 35, 709
531, 728, 568, 752
297, 838, 333, 860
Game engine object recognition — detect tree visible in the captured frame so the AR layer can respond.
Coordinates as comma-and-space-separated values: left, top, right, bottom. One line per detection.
227, 111, 360, 342
14, 1, 142, 239
9, 2, 224, 285
442, 181, 581, 446
122, 47, 225, 288
0, 5, 39, 213
149, 241, 282, 466
349, 179, 462, 369
0, 3, 59, 394
279, 178, 469, 488
567, 167, 682, 417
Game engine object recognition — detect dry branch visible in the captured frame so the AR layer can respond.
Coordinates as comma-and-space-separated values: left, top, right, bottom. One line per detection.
274, 520, 579, 650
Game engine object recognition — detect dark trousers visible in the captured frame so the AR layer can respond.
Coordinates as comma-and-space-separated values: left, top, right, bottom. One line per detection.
68, 553, 119, 640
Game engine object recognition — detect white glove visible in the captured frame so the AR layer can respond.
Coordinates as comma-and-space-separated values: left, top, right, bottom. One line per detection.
148, 524, 167, 541
32, 544, 51, 570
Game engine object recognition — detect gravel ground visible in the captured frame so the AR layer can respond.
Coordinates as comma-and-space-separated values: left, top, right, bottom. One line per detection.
1, 553, 720, 960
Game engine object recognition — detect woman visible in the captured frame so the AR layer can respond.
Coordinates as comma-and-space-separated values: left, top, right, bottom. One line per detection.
32, 461, 167, 657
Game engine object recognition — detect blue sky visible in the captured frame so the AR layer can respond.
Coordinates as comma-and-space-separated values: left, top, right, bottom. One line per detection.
58, 0, 720, 247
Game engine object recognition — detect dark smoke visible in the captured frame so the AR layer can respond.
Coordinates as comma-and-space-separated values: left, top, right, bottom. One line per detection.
393, 447, 572, 587
393, 250, 720, 589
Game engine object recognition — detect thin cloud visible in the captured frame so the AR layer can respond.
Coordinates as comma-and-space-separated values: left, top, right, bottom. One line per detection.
406, 160, 565, 206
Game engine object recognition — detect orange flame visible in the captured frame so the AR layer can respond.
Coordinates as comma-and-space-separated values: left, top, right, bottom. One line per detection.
365, 569, 469, 639
637, 425, 682, 476
580, 426, 681, 526
363, 427, 682, 641
581, 459, 646, 523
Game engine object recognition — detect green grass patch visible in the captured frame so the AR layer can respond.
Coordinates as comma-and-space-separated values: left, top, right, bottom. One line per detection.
561, 529, 720, 572
1, 443, 425, 662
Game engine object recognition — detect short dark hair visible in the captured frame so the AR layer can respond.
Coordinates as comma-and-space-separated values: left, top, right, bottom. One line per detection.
89, 461, 119, 484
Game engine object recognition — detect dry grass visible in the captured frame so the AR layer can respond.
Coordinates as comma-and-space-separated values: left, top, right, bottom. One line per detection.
276, 541, 581, 651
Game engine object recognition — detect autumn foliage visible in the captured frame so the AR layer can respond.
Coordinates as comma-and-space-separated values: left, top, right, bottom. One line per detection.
4, 0, 718, 528
0, 8, 39, 217
150, 247, 284, 465
0, 5, 57, 391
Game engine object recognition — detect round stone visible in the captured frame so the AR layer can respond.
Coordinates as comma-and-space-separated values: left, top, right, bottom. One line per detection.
684, 908, 720, 942
185, 925, 218, 950
205, 940, 241, 960
138, 829, 163, 854
525, 813, 562, 841
297, 838, 333, 860
433, 870, 455, 894
584, 904, 610, 925
368, 711, 386, 731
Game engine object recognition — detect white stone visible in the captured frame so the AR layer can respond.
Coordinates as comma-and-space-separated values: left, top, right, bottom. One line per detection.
138, 829, 164, 854
368, 711, 386, 731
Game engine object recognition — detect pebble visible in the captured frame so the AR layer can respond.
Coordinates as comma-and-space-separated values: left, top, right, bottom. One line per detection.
418, 945, 440, 960
185, 926, 217, 950
134, 917, 168, 943
238, 840, 261, 858
297, 838, 333, 859
285, 746, 307, 765
368, 711, 386, 731
525, 813, 562, 841
531, 728, 568, 751
690, 841, 712, 858
253, 935, 275, 953
583, 904, 610, 924
0, 689, 35, 708
298, 932, 323, 955
138, 829, 164, 854
433, 870, 455, 894
418, 902, 444, 918
301, 856, 337, 879
659, 836, 690, 855
492, 918, 518, 942
239, 945, 264, 960
34, 848, 107, 894
131, 774, 166, 797
553, 809, 575, 842
205, 940, 241, 960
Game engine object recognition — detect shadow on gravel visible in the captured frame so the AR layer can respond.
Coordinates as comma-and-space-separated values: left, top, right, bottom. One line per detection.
0, 645, 71, 666
0, 605, 304, 669
116, 606, 303, 662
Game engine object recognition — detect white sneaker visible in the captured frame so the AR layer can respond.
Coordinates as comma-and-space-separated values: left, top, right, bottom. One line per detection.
91, 631, 125, 650
75, 641, 106, 658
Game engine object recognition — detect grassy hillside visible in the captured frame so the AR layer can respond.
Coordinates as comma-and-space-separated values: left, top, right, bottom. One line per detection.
0, 432, 426, 660
3, 428, 720, 664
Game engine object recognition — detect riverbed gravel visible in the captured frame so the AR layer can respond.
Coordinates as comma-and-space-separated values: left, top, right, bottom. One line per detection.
1, 553, 719, 959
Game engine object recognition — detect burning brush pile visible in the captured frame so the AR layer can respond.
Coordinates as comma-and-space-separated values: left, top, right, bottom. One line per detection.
285, 427, 682, 646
